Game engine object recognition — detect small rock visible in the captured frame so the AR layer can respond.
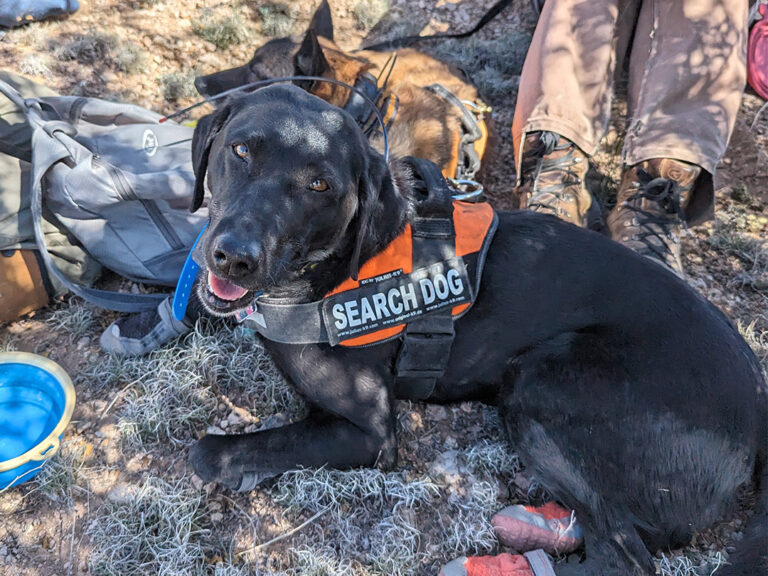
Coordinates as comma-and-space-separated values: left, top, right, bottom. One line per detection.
429, 450, 469, 490
76, 336, 90, 350
107, 483, 136, 504
219, 419, 229, 429
210, 512, 224, 523
206, 425, 225, 435
191, 474, 204, 490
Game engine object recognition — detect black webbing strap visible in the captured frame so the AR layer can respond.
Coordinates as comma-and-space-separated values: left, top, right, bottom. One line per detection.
394, 157, 457, 400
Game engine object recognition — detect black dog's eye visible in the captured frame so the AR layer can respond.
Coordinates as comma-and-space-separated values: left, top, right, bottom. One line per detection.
309, 178, 330, 192
232, 143, 249, 159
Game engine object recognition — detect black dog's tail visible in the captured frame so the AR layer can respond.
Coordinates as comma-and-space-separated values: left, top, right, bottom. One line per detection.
718, 453, 768, 576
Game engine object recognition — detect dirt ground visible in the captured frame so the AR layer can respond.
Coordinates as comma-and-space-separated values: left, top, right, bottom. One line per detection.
0, 1, 766, 575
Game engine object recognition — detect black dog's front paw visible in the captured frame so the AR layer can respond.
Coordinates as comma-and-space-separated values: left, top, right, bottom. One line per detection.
188, 434, 279, 492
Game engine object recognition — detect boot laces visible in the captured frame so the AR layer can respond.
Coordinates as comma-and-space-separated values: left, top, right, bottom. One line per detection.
619, 169, 687, 262
524, 132, 585, 218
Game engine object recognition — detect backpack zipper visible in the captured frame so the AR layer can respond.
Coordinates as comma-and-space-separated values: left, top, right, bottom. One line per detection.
97, 157, 184, 251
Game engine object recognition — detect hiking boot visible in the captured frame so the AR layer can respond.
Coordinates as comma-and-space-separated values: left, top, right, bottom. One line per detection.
517, 131, 596, 228
439, 550, 554, 576
492, 502, 583, 555
606, 159, 700, 276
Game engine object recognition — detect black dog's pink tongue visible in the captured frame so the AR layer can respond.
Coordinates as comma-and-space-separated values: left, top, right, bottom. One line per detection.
208, 273, 249, 301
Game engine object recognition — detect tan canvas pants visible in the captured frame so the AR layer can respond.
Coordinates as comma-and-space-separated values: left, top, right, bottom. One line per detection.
512, 0, 749, 225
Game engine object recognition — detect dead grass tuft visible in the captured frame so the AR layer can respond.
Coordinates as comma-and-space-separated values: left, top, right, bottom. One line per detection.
161, 71, 198, 101
47, 300, 98, 341
273, 467, 439, 513
34, 439, 94, 504
258, 3, 295, 37
193, 8, 249, 49
657, 550, 725, 576
87, 477, 212, 576
55, 30, 118, 65
85, 318, 300, 450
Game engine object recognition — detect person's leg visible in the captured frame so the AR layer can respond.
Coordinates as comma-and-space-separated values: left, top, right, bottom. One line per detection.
511, 0, 625, 227
608, 0, 749, 274
512, 0, 623, 160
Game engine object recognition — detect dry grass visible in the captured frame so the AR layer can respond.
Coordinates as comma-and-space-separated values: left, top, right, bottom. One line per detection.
85, 318, 301, 450
657, 550, 725, 576
258, 2, 296, 38
192, 7, 250, 49
47, 301, 98, 342
86, 477, 212, 576
161, 71, 198, 102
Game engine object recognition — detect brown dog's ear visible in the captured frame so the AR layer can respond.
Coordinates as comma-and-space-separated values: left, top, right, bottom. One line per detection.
294, 29, 330, 87
190, 104, 233, 213
309, 0, 334, 41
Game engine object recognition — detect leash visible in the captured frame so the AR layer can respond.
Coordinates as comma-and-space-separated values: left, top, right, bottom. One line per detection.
359, 0, 515, 52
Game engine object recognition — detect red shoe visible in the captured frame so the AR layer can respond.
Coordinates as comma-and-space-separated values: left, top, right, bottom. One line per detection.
492, 502, 583, 555
439, 550, 555, 576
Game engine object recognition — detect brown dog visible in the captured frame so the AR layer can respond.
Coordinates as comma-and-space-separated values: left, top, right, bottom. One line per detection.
194, 0, 490, 181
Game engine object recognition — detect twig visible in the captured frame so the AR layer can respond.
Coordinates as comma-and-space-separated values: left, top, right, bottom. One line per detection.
99, 381, 138, 419
751, 100, 768, 131
237, 506, 329, 557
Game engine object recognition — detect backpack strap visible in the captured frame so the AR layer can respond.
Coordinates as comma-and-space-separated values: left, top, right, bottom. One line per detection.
0, 79, 167, 312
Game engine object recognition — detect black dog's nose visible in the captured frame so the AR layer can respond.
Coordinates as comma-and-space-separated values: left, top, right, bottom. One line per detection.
210, 234, 261, 279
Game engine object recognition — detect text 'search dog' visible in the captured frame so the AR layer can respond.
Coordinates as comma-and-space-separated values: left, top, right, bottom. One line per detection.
193, 0, 491, 183
186, 84, 767, 576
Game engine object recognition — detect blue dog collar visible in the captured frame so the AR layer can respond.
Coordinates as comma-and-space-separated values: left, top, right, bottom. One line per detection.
172, 223, 207, 321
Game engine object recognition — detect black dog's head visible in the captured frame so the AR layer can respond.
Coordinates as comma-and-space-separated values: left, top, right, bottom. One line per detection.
194, 0, 335, 98
191, 84, 405, 316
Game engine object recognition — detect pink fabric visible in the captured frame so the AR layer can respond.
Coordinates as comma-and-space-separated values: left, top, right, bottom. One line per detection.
748, 4, 768, 100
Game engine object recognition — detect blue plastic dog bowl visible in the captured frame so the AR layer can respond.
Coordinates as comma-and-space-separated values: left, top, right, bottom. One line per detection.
0, 352, 75, 490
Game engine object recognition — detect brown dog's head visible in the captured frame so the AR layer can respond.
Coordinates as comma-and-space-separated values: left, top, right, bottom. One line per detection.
194, 0, 338, 98
193, 0, 373, 107
190, 84, 405, 315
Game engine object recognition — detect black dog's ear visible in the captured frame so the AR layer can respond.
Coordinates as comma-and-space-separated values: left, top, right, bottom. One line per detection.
309, 0, 334, 41
349, 152, 390, 280
294, 29, 330, 86
190, 104, 232, 213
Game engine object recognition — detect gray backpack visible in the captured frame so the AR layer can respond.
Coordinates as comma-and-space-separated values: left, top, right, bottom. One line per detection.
0, 77, 207, 312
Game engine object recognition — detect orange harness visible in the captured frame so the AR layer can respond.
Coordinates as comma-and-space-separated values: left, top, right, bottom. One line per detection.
326, 200, 496, 347
238, 160, 497, 398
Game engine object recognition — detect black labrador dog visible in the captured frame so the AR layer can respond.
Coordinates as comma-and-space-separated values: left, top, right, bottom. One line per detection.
187, 85, 767, 575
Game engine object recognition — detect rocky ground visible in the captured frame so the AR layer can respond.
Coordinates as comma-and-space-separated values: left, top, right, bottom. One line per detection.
0, 1, 766, 575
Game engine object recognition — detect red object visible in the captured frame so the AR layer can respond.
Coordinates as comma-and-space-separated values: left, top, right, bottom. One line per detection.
439, 554, 533, 576
492, 502, 583, 555
748, 3, 768, 100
